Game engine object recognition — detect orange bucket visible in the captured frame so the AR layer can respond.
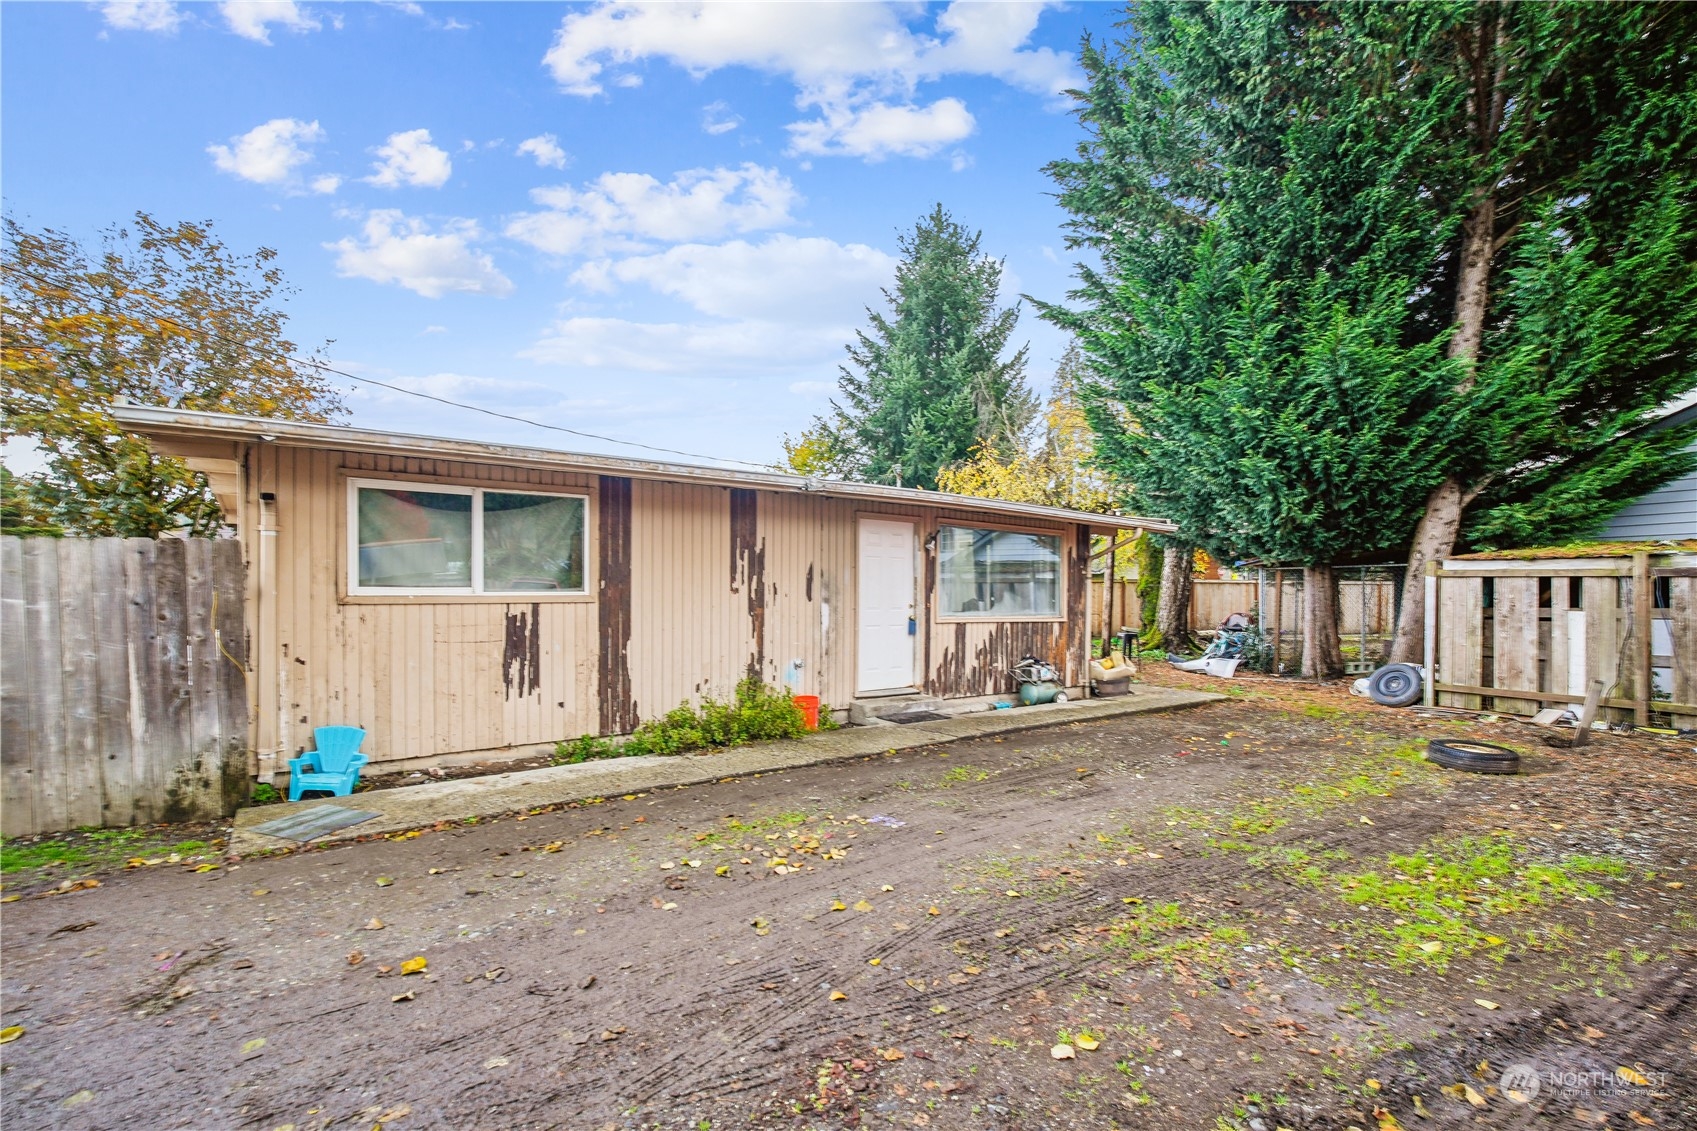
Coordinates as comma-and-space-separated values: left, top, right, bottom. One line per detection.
791, 694, 820, 730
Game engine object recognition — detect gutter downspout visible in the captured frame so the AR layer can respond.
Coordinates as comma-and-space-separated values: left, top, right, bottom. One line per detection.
258, 490, 281, 781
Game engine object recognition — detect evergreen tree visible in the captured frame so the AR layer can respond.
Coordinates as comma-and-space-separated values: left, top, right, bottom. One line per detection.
935, 344, 1117, 513
817, 205, 1034, 490
1045, 2, 1697, 675
1382, 1, 1697, 660
1044, 3, 1463, 676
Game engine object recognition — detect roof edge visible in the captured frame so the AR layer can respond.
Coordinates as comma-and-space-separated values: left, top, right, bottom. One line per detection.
111, 405, 1176, 533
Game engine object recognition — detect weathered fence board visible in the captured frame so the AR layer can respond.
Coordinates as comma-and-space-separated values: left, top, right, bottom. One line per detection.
1430, 554, 1693, 725
0, 536, 248, 837
1090, 577, 1396, 652
1437, 577, 1483, 709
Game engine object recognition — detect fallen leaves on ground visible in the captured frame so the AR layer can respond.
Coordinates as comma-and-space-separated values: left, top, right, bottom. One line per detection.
399, 956, 427, 976
241, 1037, 266, 1056
1474, 998, 1500, 1010
829, 990, 847, 1001
1050, 1044, 1075, 1060
347, 951, 365, 966
363, 918, 386, 931
391, 991, 415, 1002
375, 877, 393, 887
1441, 1082, 1487, 1107
1617, 1066, 1650, 1086
0, 1026, 24, 1044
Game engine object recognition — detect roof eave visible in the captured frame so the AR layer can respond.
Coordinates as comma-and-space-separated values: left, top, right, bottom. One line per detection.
110, 405, 1177, 534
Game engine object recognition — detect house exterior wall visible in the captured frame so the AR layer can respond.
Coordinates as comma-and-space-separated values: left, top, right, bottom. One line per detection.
1597, 442, 1697, 540
240, 443, 1088, 773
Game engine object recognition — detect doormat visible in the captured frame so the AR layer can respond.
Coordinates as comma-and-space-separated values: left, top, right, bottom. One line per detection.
887, 711, 950, 724
247, 805, 382, 843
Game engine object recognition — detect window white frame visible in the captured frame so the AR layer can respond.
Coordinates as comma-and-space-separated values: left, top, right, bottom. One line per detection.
346, 478, 590, 597
934, 522, 1066, 622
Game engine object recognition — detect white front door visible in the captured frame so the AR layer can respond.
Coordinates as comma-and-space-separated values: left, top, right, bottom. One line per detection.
857, 518, 916, 692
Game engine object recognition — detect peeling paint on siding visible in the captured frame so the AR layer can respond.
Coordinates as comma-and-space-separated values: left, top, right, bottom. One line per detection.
930, 620, 1069, 698
805, 562, 814, 602
502, 602, 542, 698
730, 488, 766, 682
599, 475, 637, 733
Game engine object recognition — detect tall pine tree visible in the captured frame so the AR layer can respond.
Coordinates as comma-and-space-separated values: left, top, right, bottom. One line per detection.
816, 206, 1034, 490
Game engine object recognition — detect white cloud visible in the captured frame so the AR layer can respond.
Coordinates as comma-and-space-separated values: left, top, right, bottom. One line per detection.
701, 101, 741, 136
505, 163, 798, 256
219, 0, 320, 43
99, 1, 186, 33
309, 173, 342, 195
540, 1, 1078, 161
573, 234, 895, 323
365, 129, 453, 189
787, 97, 974, 160
530, 234, 896, 374
524, 316, 847, 373
327, 211, 513, 298
207, 118, 328, 189
517, 133, 569, 170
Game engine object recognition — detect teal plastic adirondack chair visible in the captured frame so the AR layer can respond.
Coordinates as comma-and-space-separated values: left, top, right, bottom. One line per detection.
288, 726, 370, 801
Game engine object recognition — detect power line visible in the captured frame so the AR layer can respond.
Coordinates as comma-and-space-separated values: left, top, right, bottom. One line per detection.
3, 266, 785, 471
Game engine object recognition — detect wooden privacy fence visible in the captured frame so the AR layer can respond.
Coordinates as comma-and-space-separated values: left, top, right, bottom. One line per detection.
1, 537, 248, 837
1091, 577, 1397, 641
1424, 552, 1694, 728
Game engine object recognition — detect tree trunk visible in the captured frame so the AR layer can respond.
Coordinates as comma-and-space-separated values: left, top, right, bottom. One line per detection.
1389, 185, 1498, 663
1388, 475, 1468, 663
1155, 545, 1194, 652
1301, 565, 1344, 680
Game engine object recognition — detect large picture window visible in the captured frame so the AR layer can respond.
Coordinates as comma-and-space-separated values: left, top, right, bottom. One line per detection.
937, 525, 1062, 618
349, 479, 587, 595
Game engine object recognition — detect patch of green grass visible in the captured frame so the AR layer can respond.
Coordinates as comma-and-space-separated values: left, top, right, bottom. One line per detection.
940, 765, 991, 786
1, 829, 220, 880
0, 841, 92, 873
1291, 833, 1627, 969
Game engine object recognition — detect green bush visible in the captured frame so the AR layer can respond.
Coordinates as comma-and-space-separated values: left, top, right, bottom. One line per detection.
553, 679, 810, 765
250, 782, 281, 805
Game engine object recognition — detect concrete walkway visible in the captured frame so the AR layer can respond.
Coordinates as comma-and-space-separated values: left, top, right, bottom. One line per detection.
231, 683, 1221, 855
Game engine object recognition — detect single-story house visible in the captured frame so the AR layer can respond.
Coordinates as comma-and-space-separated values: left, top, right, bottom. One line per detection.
113, 406, 1170, 782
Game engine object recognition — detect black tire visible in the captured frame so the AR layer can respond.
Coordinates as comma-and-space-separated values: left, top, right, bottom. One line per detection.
1426, 739, 1521, 775
1367, 664, 1424, 708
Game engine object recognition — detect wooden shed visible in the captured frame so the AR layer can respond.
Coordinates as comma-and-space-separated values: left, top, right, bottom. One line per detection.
1422, 543, 1697, 729
113, 407, 1170, 781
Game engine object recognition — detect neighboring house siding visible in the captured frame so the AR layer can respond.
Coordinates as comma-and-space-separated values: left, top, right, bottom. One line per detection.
1598, 443, 1697, 540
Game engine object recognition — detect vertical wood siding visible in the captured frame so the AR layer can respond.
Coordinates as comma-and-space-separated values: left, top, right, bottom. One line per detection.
598, 475, 635, 735
252, 446, 1093, 764
253, 446, 599, 767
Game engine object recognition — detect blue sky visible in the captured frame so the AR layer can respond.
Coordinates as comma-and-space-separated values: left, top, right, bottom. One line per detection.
3, 1, 1119, 470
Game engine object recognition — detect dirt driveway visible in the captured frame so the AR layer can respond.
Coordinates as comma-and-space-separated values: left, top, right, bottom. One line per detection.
2, 699, 1694, 1130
